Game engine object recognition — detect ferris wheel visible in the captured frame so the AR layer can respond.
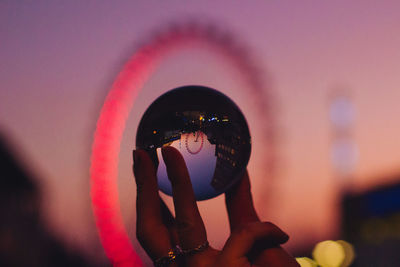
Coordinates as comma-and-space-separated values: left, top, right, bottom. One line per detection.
90, 21, 277, 266
184, 131, 205, 155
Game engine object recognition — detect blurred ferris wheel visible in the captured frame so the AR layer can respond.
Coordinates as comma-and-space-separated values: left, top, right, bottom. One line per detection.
90, 20, 278, 266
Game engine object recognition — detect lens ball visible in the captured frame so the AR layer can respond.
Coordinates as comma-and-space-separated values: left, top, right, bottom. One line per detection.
136, 85, 251, 200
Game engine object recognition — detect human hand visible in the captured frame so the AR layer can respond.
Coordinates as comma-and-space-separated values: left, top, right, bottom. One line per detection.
224, 158, 299, 267
133, 146, 299, 267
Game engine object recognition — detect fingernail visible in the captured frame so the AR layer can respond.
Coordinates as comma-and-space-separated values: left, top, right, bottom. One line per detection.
280, 231, 290, 243
160, 147, 169, 163
133, 150, 140, 170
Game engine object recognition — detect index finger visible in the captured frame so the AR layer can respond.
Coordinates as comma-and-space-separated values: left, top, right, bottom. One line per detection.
161, 146, 207, 250
133, 149, 174, 260
225, 170, 259, 231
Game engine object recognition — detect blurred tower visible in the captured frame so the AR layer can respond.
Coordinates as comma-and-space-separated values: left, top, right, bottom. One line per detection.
329, 89, 357, 190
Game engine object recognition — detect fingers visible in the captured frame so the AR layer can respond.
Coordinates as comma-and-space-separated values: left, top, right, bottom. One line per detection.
160, 199, 179, 245
220, 222, 289, 260
161, 146, 207, 250
133, 149, 173, 260
252, 246, 301, 267
225, 171, 259, 231
226, 173, 299, 266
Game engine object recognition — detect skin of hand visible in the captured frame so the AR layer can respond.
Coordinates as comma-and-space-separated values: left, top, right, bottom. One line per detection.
133, 146, 300, 267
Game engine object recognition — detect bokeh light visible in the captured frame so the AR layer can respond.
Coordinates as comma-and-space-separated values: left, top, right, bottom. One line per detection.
296, 257, 318, 267
311, 240, 355, 267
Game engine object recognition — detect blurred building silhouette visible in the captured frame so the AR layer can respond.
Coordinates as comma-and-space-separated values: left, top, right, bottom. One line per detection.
0, 134, 100, 267
341, 174, 400, 266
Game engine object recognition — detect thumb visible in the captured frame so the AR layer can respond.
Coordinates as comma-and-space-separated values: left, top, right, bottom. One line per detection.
219, 222, 289, 260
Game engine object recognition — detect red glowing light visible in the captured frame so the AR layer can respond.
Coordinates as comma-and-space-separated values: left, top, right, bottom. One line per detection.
90, 24, 271, 266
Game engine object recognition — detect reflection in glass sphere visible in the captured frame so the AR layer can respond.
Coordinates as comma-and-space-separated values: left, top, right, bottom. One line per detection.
136, 85, 251, 200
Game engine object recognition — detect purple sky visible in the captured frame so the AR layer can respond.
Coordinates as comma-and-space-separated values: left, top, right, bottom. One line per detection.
1, 0, 400, 264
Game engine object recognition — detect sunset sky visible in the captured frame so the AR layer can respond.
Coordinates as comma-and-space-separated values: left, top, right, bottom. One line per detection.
1, 0, 400, 265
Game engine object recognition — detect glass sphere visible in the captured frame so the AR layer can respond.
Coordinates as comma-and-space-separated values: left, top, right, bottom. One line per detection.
136, 85, 251, 200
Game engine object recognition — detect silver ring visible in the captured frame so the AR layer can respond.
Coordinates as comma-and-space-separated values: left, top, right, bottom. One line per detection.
181, 241, 209, 256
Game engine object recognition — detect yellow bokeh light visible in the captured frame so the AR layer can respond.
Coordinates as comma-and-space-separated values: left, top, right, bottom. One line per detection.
296, 257, 318, 267
336, 240, 355, 267
312, 240, 345, 267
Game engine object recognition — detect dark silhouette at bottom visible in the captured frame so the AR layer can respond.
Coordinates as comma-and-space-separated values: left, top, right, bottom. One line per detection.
0, 132, 99, 267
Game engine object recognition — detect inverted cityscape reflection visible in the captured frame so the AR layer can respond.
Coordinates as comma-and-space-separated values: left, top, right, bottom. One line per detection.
136, 85, 251, 200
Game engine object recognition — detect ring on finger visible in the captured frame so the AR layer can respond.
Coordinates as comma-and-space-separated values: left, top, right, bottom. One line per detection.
181, 241, 210, 256
154, 246, 182, 267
